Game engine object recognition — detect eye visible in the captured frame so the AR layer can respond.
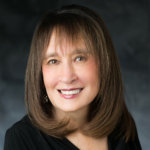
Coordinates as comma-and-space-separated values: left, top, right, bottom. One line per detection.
75, 56, 86, 62
48, 59, 58, 64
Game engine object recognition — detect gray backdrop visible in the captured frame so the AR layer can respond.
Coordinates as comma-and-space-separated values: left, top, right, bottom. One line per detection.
0, 0, 150, 149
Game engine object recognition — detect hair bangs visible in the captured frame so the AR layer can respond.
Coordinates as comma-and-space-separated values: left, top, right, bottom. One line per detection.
50, 16, 95, 56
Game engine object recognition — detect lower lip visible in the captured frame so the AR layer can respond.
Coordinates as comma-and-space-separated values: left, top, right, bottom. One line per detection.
58, 90, 82, 99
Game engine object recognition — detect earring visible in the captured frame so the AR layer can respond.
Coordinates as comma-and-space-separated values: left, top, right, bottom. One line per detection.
44, 95, 49, 103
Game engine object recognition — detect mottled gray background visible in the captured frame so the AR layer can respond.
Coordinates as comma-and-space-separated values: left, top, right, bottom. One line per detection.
0, 0, 150, 150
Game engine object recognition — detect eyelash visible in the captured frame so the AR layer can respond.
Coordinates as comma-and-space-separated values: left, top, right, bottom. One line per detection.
48, 59, 59, 64
47, 56, 87, 65
75, 56, 86, 62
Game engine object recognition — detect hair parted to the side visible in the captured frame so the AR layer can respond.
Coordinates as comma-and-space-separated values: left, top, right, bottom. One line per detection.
25, 4, 136, 141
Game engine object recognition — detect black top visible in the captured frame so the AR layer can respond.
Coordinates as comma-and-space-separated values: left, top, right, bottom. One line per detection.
4, 115, 142, 150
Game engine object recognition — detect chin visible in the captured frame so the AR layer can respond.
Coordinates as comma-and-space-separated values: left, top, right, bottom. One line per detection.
59, 107, 80, 113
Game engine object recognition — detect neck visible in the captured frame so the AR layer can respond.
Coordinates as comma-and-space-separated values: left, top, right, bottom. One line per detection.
54, 107, 88, 128
66, 131, 108, 150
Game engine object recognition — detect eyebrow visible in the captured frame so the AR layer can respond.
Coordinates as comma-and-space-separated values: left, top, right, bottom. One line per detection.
44, 49, 90, 59
71, 49, 90, 55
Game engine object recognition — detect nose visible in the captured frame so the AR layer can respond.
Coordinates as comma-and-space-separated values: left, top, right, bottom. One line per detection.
59, 62, 77, 84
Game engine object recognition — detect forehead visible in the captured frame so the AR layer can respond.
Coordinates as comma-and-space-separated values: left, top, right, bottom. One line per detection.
45, 29, 90, 56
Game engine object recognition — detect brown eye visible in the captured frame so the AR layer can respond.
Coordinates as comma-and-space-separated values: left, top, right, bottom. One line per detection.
48, 59, 58, 64
75, 56, 86, 62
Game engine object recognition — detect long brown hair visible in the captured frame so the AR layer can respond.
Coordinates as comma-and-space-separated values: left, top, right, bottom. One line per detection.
25, 4, 136, 141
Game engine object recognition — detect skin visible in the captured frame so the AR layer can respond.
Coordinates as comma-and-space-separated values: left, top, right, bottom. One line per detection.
66, 131, 108, 150
42, 31, 100, 125
42, 31, 108, 150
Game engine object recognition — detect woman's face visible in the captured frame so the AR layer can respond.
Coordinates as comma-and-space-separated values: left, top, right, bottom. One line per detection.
42, 31, 100, 114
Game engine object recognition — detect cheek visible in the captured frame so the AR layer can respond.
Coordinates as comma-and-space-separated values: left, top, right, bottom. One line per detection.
77, 62, 99, 85
42, 67, 58, 88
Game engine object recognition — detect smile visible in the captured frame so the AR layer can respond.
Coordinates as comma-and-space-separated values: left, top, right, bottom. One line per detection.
60, 89, 81, 95
58, 88, 83, 99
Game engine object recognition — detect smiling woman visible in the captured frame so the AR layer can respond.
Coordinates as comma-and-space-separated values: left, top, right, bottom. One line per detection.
4, 4, 141, 150
42, 31, 99, 115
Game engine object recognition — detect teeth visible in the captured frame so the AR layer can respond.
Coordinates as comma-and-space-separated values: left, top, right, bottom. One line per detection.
60, 89, 81, 95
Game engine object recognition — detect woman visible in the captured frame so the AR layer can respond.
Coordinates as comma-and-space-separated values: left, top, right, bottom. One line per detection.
4, 4, 142, 150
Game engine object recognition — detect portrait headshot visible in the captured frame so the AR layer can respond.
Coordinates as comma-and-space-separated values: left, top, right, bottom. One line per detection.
1, 1, 149, 150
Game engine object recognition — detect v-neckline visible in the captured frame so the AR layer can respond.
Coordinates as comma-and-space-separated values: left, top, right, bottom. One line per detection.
62, 137, 79, 149
62, 136, 112, 150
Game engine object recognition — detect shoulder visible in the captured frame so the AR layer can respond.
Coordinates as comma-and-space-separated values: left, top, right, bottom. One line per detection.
108, 134, 142, 150
4, 115, 45, 150
6, 115, 39, 138
108, 116, 142, 150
